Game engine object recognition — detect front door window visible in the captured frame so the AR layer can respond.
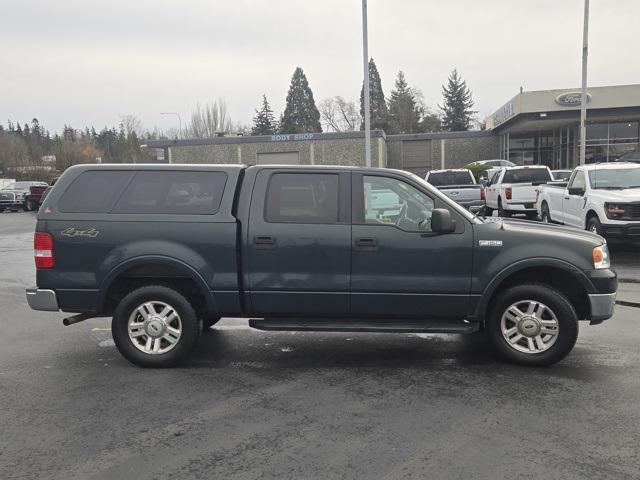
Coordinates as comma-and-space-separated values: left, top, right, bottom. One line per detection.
362, 175, 434, 232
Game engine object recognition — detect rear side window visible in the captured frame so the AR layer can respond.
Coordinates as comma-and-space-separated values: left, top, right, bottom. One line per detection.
113, 171, 227, 214
502, 168, 552, 183
427, 171, 474, 186
265, 173, 339, 224
58, 171, 132, 213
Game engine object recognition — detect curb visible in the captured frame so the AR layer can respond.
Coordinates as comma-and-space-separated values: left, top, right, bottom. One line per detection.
616, 300, 640, 309
618, 278, 640, 284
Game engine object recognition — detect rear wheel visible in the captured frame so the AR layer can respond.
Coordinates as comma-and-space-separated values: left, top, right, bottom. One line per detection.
23, 199, 37, 211
112, 285, 201, 368
525, 212, 538, 220
540, 203, 551, 223
497, 198, 510, 217
483, 205, 494, 217
587, 216, 602, 236
486, 284, 578, 366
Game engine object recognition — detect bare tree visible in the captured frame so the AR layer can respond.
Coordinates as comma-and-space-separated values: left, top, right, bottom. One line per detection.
186, 100, 233, 138
320, 96, 361, 132
0, 132, 30, 172
119, 115, 144, 135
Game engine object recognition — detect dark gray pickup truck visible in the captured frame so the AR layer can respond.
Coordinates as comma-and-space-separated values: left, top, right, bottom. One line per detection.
27, 164, 617, 367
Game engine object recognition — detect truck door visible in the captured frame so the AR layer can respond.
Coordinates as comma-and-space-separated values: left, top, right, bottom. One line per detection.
246, 169, 351, 316
563, 170, 587, 227
350, 172, 473, 319
485, 170, 501, 208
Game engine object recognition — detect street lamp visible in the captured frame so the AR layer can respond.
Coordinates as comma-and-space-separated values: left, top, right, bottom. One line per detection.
160, 112, 183, 139
362, 0, 371, 168
579, 0, 589, 165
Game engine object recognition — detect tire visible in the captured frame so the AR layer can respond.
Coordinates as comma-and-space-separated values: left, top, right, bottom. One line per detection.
525, 212, 538, 220
23, 199, 36, 212
540, 202, 551, 223
483, 205, 494, 217
587, 216, 602, 236
112, 285, 202, 368
486, 283, 579, 366
497, 198, 510, 217
202, 315, 221, 330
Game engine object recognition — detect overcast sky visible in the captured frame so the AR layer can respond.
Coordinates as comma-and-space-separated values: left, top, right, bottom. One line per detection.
1, 0, 638, 134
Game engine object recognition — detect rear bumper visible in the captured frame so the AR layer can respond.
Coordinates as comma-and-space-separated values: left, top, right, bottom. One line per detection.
25, 288, 59, 311
504, 202, 536, 212
588, 292, 616, 323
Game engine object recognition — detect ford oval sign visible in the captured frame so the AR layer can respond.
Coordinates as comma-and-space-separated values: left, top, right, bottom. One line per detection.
555, 92, 592, 106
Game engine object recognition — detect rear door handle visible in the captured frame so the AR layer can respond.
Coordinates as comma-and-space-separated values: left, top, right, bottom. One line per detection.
355, 237, 378, 249
254, 235, 275, 245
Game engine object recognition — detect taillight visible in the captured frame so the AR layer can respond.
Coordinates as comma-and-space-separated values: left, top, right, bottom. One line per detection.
505, 187, 512, 200
480, 187, 486, 201
34, 232, 55, 269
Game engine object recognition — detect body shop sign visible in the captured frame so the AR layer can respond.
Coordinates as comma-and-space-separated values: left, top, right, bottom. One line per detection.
271, 133, 314, 141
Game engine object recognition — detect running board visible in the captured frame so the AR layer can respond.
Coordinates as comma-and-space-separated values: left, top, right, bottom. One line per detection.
248, 318, 480, 334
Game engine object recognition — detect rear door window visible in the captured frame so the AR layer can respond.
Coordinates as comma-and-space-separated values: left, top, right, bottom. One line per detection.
112, 171, 227, 214
264, 173, 339, 224
58, 171, 133, 213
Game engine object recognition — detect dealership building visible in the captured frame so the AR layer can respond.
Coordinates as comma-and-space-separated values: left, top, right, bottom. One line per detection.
146, 83, 640, 175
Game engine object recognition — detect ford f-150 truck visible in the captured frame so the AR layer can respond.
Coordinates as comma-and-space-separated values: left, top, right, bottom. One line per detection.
0, 181, 48, 211
27, 164, 617, 368
484, 166, 553, 218
425, 169, 485, 212
536, 162, 640, 237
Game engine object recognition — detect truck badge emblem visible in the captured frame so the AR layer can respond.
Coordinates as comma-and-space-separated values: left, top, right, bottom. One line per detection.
479, 240, 503, 247
61, 228, 100, 238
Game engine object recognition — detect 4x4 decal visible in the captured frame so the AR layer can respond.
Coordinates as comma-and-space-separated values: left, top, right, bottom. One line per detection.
61, 227, 100, 238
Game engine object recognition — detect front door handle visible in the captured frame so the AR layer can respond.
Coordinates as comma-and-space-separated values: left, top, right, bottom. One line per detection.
564, 196, 570, 200
355, 237, 378, 249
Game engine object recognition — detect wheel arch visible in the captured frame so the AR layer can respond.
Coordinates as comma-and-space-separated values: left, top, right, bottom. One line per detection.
475, 258, 593, 322
585, 209, 599, 229
97, 255, 217, 315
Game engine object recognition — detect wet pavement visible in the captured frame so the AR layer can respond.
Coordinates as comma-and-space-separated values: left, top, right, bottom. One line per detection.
1, 212, 639, 480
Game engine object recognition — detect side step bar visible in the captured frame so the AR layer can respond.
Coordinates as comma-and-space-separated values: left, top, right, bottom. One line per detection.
248, 318, 480, 334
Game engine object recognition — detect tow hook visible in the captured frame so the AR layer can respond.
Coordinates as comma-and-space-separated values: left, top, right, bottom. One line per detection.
63, 313, 94, 326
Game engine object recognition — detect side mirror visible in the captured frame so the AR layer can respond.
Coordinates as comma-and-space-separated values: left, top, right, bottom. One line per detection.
431, 208, 455, 233
568, 187, 585, 196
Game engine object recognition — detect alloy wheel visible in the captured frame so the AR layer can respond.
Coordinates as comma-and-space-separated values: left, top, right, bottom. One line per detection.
500, 300, 559, 354
127, 301, 182, 354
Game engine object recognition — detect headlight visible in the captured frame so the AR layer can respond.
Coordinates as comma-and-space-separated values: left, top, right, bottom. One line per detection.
604, 203, 627, 219
593, 244, 610, 269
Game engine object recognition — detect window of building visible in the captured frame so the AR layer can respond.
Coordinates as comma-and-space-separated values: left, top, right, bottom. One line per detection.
112, 171, 227, 214
58, 171, 133, 213
264, 173, 339, 224
361, 175, 434, 232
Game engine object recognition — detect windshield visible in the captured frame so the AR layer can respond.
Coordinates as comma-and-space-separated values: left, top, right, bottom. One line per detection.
552, 170, 572, 181
427, 171, 474, 186
502, 168, 552, 183
588, 168, 640, 189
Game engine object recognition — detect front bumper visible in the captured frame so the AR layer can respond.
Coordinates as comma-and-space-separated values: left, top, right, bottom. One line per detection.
600, 222, 640, 238
588, 292, 616, 323
26, 288, 59, 311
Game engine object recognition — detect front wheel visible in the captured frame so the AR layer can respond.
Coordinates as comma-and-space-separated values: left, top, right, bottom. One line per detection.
23, 199, 37, 211
497, 198, 510, 217
587, 216, 602, 236
112, 285, 201, 367
540, 203, 551, 223
486, 284, 578, 366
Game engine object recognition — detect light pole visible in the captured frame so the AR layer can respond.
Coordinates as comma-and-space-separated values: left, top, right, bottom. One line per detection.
579, 0, 589, 165
160, 112, 183, 139
362, 0, 371, 168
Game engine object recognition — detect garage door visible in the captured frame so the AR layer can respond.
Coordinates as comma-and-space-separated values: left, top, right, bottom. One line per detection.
256, 151, 300, 165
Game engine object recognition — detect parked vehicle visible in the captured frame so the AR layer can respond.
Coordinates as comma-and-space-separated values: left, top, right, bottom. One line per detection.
27, 164, 617, 368
551, 170, 572, 181
38, 177, 60, 209
466, 159, 515, 168
0, 181, 48, 212
484, 166, 553, 218
425, 169, 485, 212
536, 162, 640, 238
616, 151, 640, 163
0, 178, 16, 189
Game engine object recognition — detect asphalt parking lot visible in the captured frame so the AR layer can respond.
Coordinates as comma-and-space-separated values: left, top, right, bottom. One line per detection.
1, 211, 639, 480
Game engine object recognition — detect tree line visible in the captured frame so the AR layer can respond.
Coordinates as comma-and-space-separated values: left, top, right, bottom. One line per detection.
251, 61, 477, 135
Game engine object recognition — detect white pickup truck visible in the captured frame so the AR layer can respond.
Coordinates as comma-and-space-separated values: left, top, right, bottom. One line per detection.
484, 166, 553, 218
536, 162, 640, 238
424, 168, 484, 212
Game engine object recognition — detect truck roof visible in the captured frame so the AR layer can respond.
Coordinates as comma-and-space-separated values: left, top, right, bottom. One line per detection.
427, 168, 470, 174
576, 162, 640, 171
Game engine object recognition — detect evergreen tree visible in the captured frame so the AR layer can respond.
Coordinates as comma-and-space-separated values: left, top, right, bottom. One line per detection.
251, 94, 277, 135
279, 67, 322, 134
439, 69, 477, 131
387, 71, 422, 134
360, 58, 390, 131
